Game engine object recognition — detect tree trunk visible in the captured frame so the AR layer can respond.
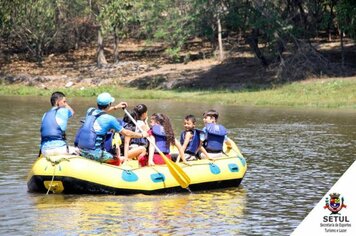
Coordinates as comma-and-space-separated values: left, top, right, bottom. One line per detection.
97, 28, 107, 68
113, 26, 119, 64
217, 17, 224, 62
74, 27, 79, 50
246, 29, 268, 67
340, 30, 344, 67
328, 5, 334, 41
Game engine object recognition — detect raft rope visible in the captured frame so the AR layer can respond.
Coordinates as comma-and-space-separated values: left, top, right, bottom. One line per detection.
46, 167, 56, 195
45, 156, 72, 194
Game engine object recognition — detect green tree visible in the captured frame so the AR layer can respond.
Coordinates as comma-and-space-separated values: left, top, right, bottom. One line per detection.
335, 0, 356, 66
136, 0, 196, 62
100, 0, 138, 63
2, 0, 58, 64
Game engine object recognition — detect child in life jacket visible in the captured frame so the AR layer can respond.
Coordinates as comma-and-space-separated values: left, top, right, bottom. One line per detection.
138, 113, 189, 167
200, 109, 232, 159
180, 114, 210, 161
121, 104, 149, 162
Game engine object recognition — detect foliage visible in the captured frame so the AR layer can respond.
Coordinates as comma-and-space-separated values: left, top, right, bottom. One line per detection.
4, 0, 58, 62
335, 0, 356, 39
0, 0, 355, 76
99, 0, 137, 37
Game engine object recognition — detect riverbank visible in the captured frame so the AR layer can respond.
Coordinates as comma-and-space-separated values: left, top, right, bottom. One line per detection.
1, 77, 355, 109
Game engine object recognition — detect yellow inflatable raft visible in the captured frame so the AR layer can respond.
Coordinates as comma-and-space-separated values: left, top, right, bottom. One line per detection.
27, 140, 247, 194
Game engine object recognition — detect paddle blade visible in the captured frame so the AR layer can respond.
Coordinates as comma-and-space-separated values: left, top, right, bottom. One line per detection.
159, 152, 191, 188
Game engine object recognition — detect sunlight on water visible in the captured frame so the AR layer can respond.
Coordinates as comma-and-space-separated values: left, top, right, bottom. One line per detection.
25, 189, 246, 235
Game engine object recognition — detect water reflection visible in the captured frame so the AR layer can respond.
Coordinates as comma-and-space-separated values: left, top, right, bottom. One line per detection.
29, 188, 246, 235
0, 95, 355, 235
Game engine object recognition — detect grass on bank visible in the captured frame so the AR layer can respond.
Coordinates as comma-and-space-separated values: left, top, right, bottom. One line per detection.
0, 78, 355, 109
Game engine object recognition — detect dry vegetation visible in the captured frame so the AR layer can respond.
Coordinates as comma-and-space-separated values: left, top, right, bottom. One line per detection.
1, 38, 355, 90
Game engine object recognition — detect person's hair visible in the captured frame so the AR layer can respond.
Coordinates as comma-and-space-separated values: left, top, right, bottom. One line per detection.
185, 114, 196, 124
50, 91, 65, 106
151, 113, 175, 148
123, 104, 147, 125
133, 104, 147, 120
203, 109, 219, 120
98, 104, 110, 110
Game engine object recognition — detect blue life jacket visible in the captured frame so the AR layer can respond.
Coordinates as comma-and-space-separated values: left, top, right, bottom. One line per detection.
104, 132, 116, 155
204, 123, 227, 152
151, 124, 170, 154
75, 109, 105, 150
180, 129, 200, 155
123, 120, 148, 146
41, 108, 64, 144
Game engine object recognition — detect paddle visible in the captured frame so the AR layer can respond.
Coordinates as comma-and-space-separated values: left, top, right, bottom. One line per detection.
123, 109, 191, 188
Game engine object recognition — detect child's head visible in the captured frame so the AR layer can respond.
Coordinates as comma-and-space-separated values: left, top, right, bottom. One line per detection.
203, 110, 219, 124
150, 113, 163, 126
151, 113, 175, 146
133, 104, 148, 120
184, 114, 196, 131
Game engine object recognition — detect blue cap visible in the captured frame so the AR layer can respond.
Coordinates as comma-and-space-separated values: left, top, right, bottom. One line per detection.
97, 92, 115, 106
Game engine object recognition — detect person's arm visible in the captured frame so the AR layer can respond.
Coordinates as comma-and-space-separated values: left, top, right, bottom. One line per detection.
181, 131, 192, 153
199, 146, 213, 161
57, 98, 75, 117
64, 103, 75, 116
225, 136, 232, 150
174, 139, 190, 165
120, 128, 148, 139
123, 136, 131, 161
148, 136, 155, 166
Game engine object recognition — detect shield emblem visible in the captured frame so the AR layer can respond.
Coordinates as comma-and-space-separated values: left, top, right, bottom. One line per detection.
329, 196, 340, 211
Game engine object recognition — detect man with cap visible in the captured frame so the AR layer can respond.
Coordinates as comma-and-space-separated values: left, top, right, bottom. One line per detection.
75, 92, 148, 163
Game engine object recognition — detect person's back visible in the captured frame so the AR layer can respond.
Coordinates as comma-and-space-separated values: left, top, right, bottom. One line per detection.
75, 93, 148, 164
76, 94, 124, 162
40, 91, 75, 157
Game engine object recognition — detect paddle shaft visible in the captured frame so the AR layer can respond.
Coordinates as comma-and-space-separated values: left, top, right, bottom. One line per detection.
123, 109, 190, 188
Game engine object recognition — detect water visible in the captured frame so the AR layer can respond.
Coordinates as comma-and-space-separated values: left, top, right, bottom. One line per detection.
0, 95, 355, 235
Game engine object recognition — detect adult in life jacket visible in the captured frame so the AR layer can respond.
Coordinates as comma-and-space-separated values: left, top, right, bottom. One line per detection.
74, 92, 148, 164
138, 113, 189, 167
199, 109, 232, 159
180, 114, 210, 161
40, 91, 75, 157
121, 104, 149, 162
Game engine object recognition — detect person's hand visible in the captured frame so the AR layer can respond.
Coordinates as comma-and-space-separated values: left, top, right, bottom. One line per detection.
141, 131, 149, 138
114, 102, 128, 110
148, 160, 155, 166
57, 98, 68, 108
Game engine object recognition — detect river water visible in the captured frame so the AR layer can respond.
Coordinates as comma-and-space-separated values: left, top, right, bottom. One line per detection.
0, 95, 355, 235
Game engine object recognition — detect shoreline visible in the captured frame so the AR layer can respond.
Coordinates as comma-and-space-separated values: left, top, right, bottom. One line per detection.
1, 76, 355, 109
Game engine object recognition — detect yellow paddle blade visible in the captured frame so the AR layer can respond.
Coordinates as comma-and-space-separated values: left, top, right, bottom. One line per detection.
159, 151, 191, 188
